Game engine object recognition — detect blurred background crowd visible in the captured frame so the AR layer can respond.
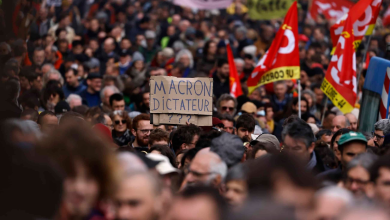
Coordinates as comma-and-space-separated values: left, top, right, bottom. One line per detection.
3, 0, 390, 220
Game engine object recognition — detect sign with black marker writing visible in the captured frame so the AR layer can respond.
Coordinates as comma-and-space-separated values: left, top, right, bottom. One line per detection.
150, 76, 213, 126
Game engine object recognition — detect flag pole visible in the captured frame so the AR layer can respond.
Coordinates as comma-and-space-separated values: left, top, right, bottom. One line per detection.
298, 79, 301, 118
356, 33, 374, 100
321, 97, 328, 126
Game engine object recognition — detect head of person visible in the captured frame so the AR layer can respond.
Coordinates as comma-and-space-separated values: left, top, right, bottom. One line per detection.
27, 72, 43, 91
338, 205, 390, 220
332, 115, 351, 133
131, 114, 153, 147
373, 119, 390, 147
33, 47, 45, 67
345, 113, 358, 131
224, 164, 248, 208
292, 97, 308, 115
86, 74, 102, 93
282, 119, 315, 162
103, 37, 116, 54
171, 124, 202, 154
247, 154, 319, 209
110, 110, 131, 134
65, 68, 79, 87
219, 114, 235, 134
250, 134, 281, 159
94, 113, 113, 132
274, 81, 287, 99
330, 128, 351, 163
114, 171, 163, 220
100, 85, 120, 107
167, 186, 226, 220
148, 128, 169, 149
370, 155, 390, 206
264, 103, 274, 122
338, 131, 367, 168
302, 90, 316, 109
236, 113, 256, 141
20, 109, 39, 122
217, 94, 237, 116
109, 93, 125, 111
314, 186, 354, 220
142, 90, 150, 109
66, 94, 82, 109
43, 69, 64, 86
217, 58, 229, 79
316, 129, 333, 146
149, 144, 176, 168
37, 111, 58, 134
344, 153, 378, 197
184, 149, 227, 188
37, 123, 117, 219
203, 40, 217, 57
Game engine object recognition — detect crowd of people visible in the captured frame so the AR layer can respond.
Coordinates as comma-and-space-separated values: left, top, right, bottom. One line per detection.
3, 0, 390, 219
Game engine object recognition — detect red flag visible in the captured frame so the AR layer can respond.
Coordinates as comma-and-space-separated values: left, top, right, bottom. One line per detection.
247, 1, 299, 94
226, 41, 243, 98
383, 5, 390, 26
310, 0, 354, 21
321, 18, 356, 114
330, 0, 382, 54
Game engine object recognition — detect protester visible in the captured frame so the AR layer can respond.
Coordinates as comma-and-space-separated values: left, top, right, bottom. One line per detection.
332, 115, 351, 133
37, 110, 58, 135
236, 113, 256, 142
110, 110, 132, 147
373, 119, 390, 148
370, 155, 390, 206
224, 164, 248, 209
148, 128, 169, 149
216, 94, 237, 117
171, 124, 202, 154
109, 93, 126, 111
219, 114, 235, 134
130, 113, 153, 151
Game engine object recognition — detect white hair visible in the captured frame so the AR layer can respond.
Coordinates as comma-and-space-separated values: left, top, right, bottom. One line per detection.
207, 152, 228, 182
234, 58, 244, 65
175, 49, 194, 68
66, 94, 82, 103
117, 152, 148, 173
43, 69, 64, 85
100, 85, 120, 100
315, 186, 354, 205
5, 119, 42, 140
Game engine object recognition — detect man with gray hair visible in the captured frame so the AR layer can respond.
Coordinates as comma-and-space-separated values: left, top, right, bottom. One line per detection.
373, 119, 390, 147
182, 148, 227, 190
314, 186, 354, 220
216, 94, 237, 117
43, 69, 64, 86
66, 94, 82, 109
332, 115, 351, 133
100, 85, 120, 112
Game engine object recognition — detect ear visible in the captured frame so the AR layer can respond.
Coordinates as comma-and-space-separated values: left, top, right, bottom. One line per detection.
180, 143, 187, 150
308, 142, 315, 154
212, 175, 222, 188
131, 129, 136, 136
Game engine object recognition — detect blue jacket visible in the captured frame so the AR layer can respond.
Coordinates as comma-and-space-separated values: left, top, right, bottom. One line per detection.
63, 84, 86, 98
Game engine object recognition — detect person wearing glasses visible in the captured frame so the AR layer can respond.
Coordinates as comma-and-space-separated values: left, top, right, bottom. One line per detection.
110, 110, 133, 146
373, 119, 390, 148
131, 113, 154, 152
343, 153, 378, 197
216, 94, 237, 117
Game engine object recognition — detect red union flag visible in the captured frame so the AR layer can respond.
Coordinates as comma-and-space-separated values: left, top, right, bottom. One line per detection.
310, 0, 354, 21
330, 0, 382, 54
226, 41, 243, 98
247, 1, 299, 94
321, 18, 356, 114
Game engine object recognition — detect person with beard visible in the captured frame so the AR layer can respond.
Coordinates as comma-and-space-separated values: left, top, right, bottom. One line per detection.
32, 47, 46, 71
213, 58, 230, 99
131, 114, 154, 152
236, 113, 256, 142
139, 90, 150, 114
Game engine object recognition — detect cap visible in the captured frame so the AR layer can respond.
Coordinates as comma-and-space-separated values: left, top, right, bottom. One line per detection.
84, 58, 100, 69
241, 102, 257, 114
212, 117, 223, 127
145, 30, 156, 39
146, 153, 179, 175
250, 134, 280, 151
299, 34, 309, 42
132, 51, 144, 62
211, 132, 245, 167
55, 101, 71, 114
87, 73, 102, 80
338, 132, 367, 146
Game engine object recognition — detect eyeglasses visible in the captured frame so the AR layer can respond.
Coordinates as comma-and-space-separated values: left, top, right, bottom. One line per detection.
221, 106, 234, 111
372, 132, 385, 140
345, 177, 370, 186
138, 129, 153, 134
115, 120, 127, 125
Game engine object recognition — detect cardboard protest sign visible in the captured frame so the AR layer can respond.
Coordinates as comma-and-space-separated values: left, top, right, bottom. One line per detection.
150, 76, 213, 125
247, 0, 295, 20
152, 114, 212, 126
173, 0, 232, 10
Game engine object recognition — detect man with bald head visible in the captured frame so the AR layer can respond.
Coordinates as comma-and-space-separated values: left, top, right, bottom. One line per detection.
345, 113, 358, 131
182, 149, 227, 190
332, 115, 351, 133
114, 172, 163, 220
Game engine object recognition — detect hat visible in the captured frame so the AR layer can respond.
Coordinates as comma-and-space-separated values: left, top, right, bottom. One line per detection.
338, 132, 367, 146
299, 34, 309, 42
94, 123, 113, 142
210, 132, 245, 167
162, 47, 174, 58
84, 58, 100, 69
212, 117, 223, 127
243, 45, 257, 58
146, 153, 179, 175
87, 73, 102, 80
132, 51, 144, 62
145, 30, 156, 39
241, 102, 257, 114
136, 152, 160, 169
250, 134, 280, 151
55, 101, 71, 114
119, 49, 130, 57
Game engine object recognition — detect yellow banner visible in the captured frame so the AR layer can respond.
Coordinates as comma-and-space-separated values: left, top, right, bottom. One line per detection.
321, 78, 354, 114
247, 0, 295, 20
248, 66, 300, 94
